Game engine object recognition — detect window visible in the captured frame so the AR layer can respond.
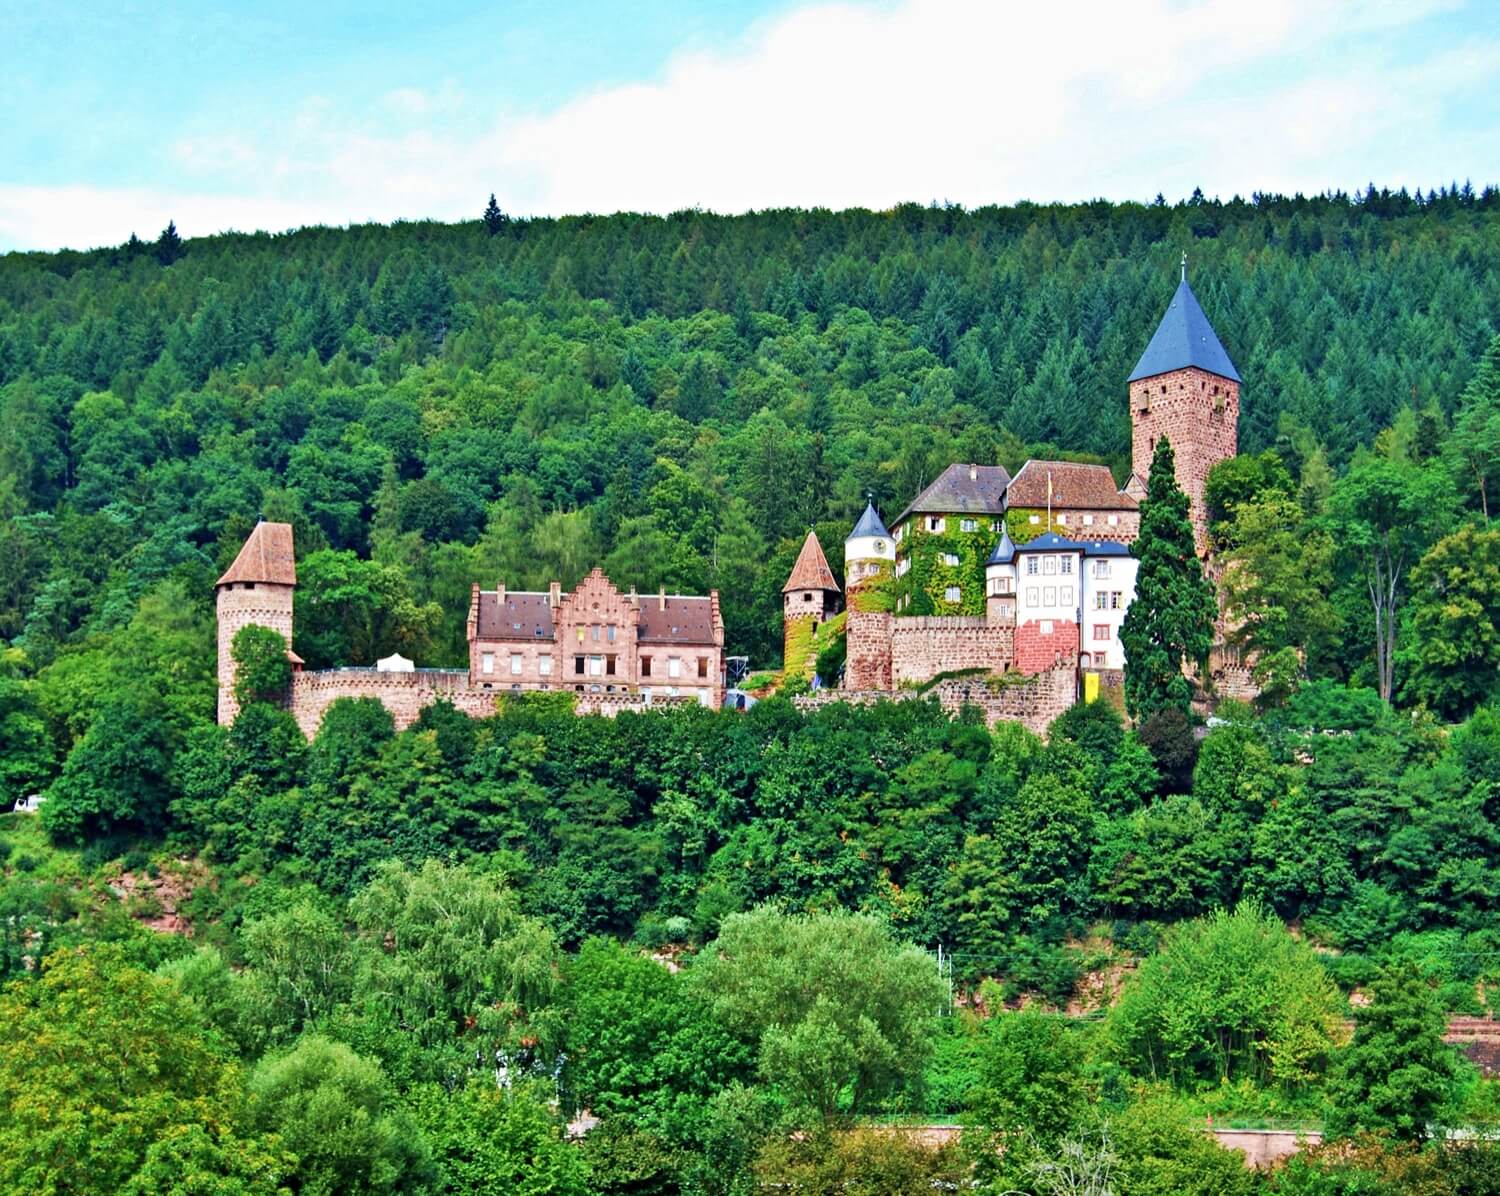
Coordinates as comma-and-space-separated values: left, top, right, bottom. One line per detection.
510, 654, 522, 675
591, 624, 601, 641
1083, 514, 1095, 526
606, 655, 617, 676
1025, 587, 1039, 605
1040, 620, 1054, 635
927, 516, 944, 533
481, 652, 494, 675
668, 657, 682, 679
1029, 514, 1040, 525
1093, 624, 1111, 642
1060, 556, 1072, 575
1057, 514, 1067, 525
803, 592, 814, 602
574, 655, 585, 675
1043, 586, 1057, 605
960, 518, 977, 532
539, 655, 552, 675
1111, 591, 1122, 610
1026, 557, 1039, 576
944, 586, 962, 603
1095, 592, 1108, 610
1060, 586, 1073, 606
607, 624, 616, 643
576, 626, 585, 643
1107, 515, 1119, 526
1093, 560, 1111, 578
641, 656, 652, 677
698, 657, 708, 678
942, 553, 960, 567
589, 655, 603, 676
1043, 556, 1057, 575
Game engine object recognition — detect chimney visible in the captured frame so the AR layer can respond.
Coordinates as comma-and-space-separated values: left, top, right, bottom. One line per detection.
549, 581, 562, 608
658, 585, 666, 611
969, 463, 977, 481
628, 584, 639, 609
497, 582, 505, 604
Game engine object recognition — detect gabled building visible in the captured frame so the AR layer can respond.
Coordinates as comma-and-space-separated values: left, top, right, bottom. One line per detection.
1003, 460, 1139, 544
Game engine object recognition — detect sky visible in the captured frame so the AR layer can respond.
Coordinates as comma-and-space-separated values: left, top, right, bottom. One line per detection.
1, 0, 1497, 252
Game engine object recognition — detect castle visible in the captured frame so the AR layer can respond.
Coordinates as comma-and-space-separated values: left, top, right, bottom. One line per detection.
784, 270, 1244, 730
218, 271, 1242, 739
216, 530, 724, 736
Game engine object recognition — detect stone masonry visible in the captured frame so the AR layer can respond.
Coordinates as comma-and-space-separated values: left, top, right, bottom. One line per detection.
795, 665, 1076, 737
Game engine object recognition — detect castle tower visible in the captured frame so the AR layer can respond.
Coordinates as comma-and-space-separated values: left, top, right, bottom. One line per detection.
215, 521, 298, 724
984, 527, 1018, 625
1127, 264, 1240, 554
844, 502, 895, 589
781, 530, 839, 676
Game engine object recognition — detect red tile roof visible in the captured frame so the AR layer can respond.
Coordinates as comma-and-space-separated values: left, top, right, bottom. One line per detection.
1005, 460, 1137, 511
475, 591, 556, 640
639, 595, 719, 644
782, 531, 840, 594
217, 521, 297, 586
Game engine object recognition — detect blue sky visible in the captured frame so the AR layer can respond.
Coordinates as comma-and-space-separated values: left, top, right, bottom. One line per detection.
1, 0, 1497, 251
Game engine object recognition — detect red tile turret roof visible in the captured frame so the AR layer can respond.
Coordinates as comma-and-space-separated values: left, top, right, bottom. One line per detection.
217, 521, 297, 586
782, 531, 840, 594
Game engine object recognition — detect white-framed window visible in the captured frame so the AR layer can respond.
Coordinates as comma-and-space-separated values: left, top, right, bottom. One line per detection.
1026, 587, 1039, 605
1094, 592, 1108, 610
1029, 514, 1040, 525
1043, 556, 1058, 576
1060, 586, 1073, 606
1060, 556, 1073, 575
589, 655, 603, 676
607, 624, 616, 643
960, 518, 977, 532
1044, 586, 1057, 605
539, 655, 553, 675
1111, 591, 1123, 610
481, 652, 495, 674
1093, 560, 1111, 578
942, 553, 960, 566
927, 516, 944, 533
1093, 624, 1111, 641
668, 657, 682, 678
1040, 620, 1054, 635
1083, 514, 1095, 526
510, 654, 523, 675
1107, 515, 1119, 526
944, 586, 962, 603
1057, 514, 1067, 525
1026, 557, 1039, 576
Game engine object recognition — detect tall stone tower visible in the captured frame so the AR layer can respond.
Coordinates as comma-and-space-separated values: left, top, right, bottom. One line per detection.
844, 502, 895, 589
781, 530, 839, 676
215, 521, 298, 724
1127, 267, 1240, 554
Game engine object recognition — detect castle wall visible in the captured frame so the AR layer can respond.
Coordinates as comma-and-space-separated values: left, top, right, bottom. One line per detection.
845, 609, 892, 690
1011, 507, 1140, 545
797, 665, 1076, 736
286, 668, 691, 739
889, 616, 1013, 686
1015, 618, 1080, 674
1129, 366, 1239, 553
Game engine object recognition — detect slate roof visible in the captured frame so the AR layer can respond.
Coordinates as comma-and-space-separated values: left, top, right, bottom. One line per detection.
847, 502, 889, 541
1079, 540, 1132, 557
475, 591, 555, 639
1127, 278, 1241, 383
1013, 531, 1088, 553
1006, 460, 1137, 511
217, 521, 297, 586
783, 531, 840, 594
987, 528, 1017, 565
638, 596, 719, 644
894, 464, 1011, 528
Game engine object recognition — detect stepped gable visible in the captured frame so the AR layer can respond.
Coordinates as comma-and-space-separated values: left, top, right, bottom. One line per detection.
1127, 277, 1240, 383
216, 521, 296, 586
782, 530, 840, 594
894, 463, 1010, 526
848, 502, 889, 540
476, 591, 555, 639
639, 595, 718, 643
1005, 460, 1137, 510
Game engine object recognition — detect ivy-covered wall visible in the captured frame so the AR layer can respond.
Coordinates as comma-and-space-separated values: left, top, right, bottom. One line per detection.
1005, 508, 1068, 544
897, 520, 997, 616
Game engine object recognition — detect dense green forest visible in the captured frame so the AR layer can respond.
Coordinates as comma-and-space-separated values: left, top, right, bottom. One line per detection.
6, 190, 1500, 1192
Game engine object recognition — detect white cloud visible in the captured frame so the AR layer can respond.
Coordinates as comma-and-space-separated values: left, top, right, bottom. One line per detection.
1, 0, 1494, 251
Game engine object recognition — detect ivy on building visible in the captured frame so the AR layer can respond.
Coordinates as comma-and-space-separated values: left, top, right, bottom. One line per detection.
897, 522, 994, 616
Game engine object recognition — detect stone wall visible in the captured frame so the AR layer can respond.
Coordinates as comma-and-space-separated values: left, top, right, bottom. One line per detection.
1015, 618, 1079, 674
1129, 365, 1239, 553
216, 582, 295, 726
796, 665, 1077, 736
845, 609, 893, 690
286, 669, 689, 738
889, 616, 1013, 686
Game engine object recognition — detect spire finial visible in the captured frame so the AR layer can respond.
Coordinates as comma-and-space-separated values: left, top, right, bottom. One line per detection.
1180, 251, 1187, 283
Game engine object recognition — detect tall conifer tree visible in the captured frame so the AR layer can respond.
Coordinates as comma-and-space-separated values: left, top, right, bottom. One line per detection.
1120, 436, 1217, 719
482, 194, 508, 237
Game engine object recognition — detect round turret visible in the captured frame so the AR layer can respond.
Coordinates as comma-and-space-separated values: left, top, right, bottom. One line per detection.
845, 502, 894, 588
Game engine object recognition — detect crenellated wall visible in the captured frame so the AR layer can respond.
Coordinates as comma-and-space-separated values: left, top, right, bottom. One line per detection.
889, 616, 1014, 686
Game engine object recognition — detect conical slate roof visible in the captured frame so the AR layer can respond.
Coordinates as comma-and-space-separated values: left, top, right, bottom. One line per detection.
217, 521, 296, 586
847, 502, 889, 541
1127, 277, 1240, 383
986, 527, 1017, 565
782, 531, 840, 594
